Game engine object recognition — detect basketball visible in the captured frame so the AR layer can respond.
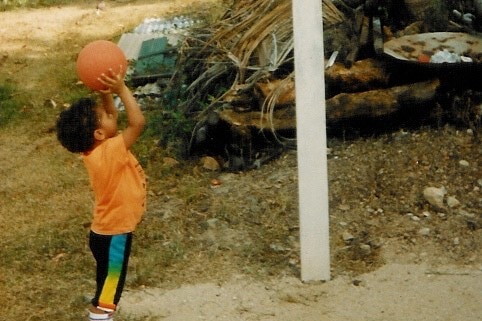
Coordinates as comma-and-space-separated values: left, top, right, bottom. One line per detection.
76, 40, 128, 91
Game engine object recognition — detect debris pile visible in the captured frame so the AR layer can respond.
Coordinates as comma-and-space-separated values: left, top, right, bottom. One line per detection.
120, 0, 482, 169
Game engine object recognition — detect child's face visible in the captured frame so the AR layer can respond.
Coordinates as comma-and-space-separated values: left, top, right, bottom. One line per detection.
96, 105, 117, 139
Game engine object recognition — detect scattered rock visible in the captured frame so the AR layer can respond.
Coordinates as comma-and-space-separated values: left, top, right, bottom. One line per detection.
270, 243, 288, 252
422, 211, 431, 218
205, 218, 220, 229
407, 213, 420, 221
446, 196, 460, 208
423, 186, 446, 209
359, 244, 372, 256
200, 156, 221, 171
342, 231, 355, 244
162, 157, 179, 167
418, 227, 431, 236
338, 204, 350, 211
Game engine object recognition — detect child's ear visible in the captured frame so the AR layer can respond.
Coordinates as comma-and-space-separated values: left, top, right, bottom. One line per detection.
94, 129, 105, 141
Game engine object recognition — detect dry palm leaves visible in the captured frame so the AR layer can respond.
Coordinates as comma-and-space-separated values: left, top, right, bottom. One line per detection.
178, 0, 294, 113
323, 0, 346, 25
175, 0, 344, 144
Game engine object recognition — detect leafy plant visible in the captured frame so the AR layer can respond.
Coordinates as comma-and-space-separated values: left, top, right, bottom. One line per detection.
142, 84, 196, 158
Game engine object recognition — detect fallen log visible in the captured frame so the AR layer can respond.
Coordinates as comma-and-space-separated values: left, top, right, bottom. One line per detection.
217, 79, 440, 131
218, 106, 296, 131
255, 59, 391, 109
325, 58, 390, 95
326, 78, 440, 121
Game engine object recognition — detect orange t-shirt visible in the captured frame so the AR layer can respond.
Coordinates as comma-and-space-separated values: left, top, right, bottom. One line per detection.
83, 135, 146, 235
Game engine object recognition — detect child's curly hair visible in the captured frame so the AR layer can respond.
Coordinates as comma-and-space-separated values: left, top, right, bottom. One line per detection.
56, 97, 98, 153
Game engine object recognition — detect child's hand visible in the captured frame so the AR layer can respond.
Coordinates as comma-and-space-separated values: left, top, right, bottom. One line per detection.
97, 66, 127, 95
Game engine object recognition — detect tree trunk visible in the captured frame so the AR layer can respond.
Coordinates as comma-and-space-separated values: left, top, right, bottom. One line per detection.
326, 78, 440, 121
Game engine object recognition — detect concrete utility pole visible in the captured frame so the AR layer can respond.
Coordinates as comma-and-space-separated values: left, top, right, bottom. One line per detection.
292, 0, 330, 281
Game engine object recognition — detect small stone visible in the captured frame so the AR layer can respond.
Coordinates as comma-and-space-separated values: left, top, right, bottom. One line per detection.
162, 157, 179, 168
270, 243, 287, 252
418, 227, 430, 236
359, 244, 372, 256
338, 204, 350, 211
423, 186, 446, 209
342, 231, 355, 243
205, 218, 220, 229
453, 237, 460, 245
201, 156, 221, 171
446, 196, 460, 208
459, 160, 470, 167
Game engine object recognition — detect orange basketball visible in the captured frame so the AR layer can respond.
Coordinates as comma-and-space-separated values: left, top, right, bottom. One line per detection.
76, 40, 127, 91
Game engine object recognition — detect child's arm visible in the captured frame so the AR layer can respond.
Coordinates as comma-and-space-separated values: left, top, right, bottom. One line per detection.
117, 85, 145, 149
98, 68, 145, 149
99, 91, 118, 120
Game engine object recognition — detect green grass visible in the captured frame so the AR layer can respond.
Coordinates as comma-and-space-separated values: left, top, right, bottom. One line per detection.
1, 0, 96, 10
0, 83, 21, 126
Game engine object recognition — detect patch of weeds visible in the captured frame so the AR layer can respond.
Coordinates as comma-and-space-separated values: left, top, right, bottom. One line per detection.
177, 180, 207, 204
1, 0, 93, 10
0, 83, 21, 126
142, 85, 195, 159
333, 229, 385, 276
129, 239, 186, 287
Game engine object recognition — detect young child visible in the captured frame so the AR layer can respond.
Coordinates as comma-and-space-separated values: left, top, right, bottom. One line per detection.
56, 68, 146, 321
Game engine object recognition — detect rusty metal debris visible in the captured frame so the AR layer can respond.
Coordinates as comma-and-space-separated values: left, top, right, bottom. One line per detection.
383, 32, 482, 65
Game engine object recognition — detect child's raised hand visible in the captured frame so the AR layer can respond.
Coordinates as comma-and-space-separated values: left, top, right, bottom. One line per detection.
97, 65, 127, 95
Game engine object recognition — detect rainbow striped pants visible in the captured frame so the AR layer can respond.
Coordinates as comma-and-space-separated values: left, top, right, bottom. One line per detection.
89, 231, 132, 311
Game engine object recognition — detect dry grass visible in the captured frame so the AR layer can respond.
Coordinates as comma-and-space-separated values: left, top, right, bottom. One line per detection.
0, 125, 93, 319
0, 1, 228, 320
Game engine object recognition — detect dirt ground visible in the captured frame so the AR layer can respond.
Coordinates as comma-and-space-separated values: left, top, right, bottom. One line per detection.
0, 1, 481, 320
